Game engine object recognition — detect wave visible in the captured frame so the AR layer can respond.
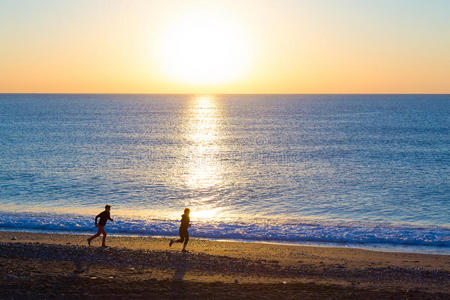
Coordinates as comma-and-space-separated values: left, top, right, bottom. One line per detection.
0, 211, 448, 251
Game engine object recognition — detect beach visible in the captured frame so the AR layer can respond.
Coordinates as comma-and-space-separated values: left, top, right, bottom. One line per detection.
0, 231, 448, 299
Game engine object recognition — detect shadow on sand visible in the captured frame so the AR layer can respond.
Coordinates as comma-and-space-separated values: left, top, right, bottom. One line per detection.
169, 253, 189, 299
73, 261, 91, 275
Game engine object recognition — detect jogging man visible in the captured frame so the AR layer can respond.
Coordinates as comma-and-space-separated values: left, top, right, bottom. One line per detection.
87, 205, 113, 247
169, 208, 191, 252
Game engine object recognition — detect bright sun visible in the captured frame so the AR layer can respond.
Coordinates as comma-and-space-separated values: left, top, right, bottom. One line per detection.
158, 11, 251, 85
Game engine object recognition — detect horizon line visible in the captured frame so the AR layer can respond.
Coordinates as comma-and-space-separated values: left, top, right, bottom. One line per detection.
1, 92, 449, 95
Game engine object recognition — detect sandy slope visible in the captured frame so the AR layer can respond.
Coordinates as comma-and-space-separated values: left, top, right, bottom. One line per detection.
0, 231, 448, 299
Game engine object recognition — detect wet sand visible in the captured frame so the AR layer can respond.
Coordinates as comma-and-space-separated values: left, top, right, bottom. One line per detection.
0, 231, 449, 299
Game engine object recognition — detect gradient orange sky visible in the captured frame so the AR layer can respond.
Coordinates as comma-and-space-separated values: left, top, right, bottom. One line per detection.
1, 0, 449, 94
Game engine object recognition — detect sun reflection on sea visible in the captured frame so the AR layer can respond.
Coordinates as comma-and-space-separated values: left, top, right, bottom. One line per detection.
185, 96, 222, 189
192, 206, 223, 219
178, 96, 227, 219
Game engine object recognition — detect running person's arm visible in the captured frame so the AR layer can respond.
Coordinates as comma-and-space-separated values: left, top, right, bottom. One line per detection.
94, 213, 101, 226
108, 212, 113, 222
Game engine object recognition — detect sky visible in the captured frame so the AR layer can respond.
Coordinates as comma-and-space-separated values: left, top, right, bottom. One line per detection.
1, 0, 449, 94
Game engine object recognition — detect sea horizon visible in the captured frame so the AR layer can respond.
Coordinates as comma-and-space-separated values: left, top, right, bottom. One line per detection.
1, 92, 450, 95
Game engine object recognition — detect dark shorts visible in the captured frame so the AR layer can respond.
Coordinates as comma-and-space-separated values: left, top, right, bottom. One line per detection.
179, 228, 189, 243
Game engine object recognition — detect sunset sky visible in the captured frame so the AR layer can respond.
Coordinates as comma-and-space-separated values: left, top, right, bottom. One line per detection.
1, 0, 449, 94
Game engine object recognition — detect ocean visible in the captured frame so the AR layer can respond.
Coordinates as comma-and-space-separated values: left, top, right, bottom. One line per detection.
0, 94, 449, 253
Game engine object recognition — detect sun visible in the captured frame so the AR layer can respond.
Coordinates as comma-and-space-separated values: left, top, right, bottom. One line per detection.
157, 10, 251, 85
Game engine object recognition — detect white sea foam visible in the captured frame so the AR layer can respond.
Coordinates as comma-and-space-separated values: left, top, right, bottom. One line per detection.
0, 211, 448, 254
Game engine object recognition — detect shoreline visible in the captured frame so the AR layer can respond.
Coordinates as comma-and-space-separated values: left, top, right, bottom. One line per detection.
1, 231, 449, 298
1, 208, 448, 254
1, 227, 449, 256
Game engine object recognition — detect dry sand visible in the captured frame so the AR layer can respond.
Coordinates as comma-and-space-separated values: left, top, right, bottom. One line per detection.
0, 231, 448, 299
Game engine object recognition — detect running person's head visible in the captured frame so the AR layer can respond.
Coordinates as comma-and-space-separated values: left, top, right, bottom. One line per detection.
105, 205, 111, 212
184, 208, 190, 216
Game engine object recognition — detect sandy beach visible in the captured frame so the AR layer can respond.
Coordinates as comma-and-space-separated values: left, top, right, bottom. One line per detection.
0, 231, 448, 299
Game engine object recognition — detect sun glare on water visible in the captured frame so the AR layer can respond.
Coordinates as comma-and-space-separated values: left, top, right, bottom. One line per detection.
158, 11, 251, 85
192, 207, 223, 219
185, 96, 221, 188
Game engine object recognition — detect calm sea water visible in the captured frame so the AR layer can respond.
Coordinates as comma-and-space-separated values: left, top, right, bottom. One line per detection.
0, 94, 449, 252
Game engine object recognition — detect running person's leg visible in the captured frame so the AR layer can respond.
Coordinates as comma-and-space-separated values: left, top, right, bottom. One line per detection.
181, 229, 189, 252
101, 226, 107, 247
169, 228, 186, 246
87, 226, 103, 245
175, 229, 186, 243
